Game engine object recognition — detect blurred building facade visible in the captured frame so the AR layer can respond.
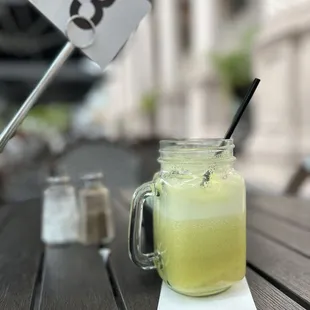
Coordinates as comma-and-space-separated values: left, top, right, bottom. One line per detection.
99, 0, 310, 195
102, 0, 261, 140
240, 0, 310, 195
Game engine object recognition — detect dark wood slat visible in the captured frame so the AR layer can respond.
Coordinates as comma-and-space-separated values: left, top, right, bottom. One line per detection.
247, 208, 310, 257
247, 268, 305, 310
39, 244, 117, 310
118, 189, 134, 210
0, 199, 43, 310
247, 230, 310, 307
109, 199, 161, 310
248, 195, 310, 230
0, 204, 16, 234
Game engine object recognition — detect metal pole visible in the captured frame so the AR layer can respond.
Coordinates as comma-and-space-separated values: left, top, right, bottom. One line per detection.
0, 42, 75, 152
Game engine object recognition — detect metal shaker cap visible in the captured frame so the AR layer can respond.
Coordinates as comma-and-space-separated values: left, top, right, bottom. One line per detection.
46, 175, 71, 185
80, 172, 104, 182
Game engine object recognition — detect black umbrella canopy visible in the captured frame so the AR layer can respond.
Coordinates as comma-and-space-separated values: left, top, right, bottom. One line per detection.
0, 0, 82, 60
0, 1, 106, 102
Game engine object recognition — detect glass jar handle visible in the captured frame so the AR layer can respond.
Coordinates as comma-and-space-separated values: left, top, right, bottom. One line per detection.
128, 181, 156, 270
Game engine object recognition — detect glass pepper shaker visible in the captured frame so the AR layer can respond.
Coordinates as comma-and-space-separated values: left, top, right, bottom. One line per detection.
42, 175, 80, 245
79, 173, 114, 246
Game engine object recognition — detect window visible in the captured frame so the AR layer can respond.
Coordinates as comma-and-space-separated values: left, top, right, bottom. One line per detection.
228, 0, 247, 15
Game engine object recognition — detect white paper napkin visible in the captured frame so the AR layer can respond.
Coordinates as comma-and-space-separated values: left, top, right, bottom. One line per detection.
99, 250, 256, 309
158, 278, 257, 310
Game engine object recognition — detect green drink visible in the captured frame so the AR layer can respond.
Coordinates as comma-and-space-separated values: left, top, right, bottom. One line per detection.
129, 139, 246, 297
154, 173, 246, 296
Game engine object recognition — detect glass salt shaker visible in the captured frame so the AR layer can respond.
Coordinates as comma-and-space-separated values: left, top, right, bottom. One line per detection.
42, 175, 79, 245
79, 173, 114, 247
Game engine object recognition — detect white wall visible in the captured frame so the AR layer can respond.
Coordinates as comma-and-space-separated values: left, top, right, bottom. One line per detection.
262, 0, 307, 20
103, 14, 155, 140
186, 0, 219, 138
155, 0, 181, 138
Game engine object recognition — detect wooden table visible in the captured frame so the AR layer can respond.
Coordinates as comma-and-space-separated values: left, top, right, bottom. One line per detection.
0, 194, 309, 309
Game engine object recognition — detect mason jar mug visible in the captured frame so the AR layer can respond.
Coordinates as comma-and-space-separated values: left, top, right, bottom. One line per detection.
129, 139, 246, 297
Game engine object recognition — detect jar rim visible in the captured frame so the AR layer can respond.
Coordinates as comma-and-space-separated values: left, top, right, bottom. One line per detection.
160, 139, 234, 151
159, 139, 235, 163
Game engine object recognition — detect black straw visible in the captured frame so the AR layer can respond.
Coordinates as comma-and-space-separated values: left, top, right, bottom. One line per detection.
201, 78, 261, 185
224, 78, 261, 139
217, 78, 261, 151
